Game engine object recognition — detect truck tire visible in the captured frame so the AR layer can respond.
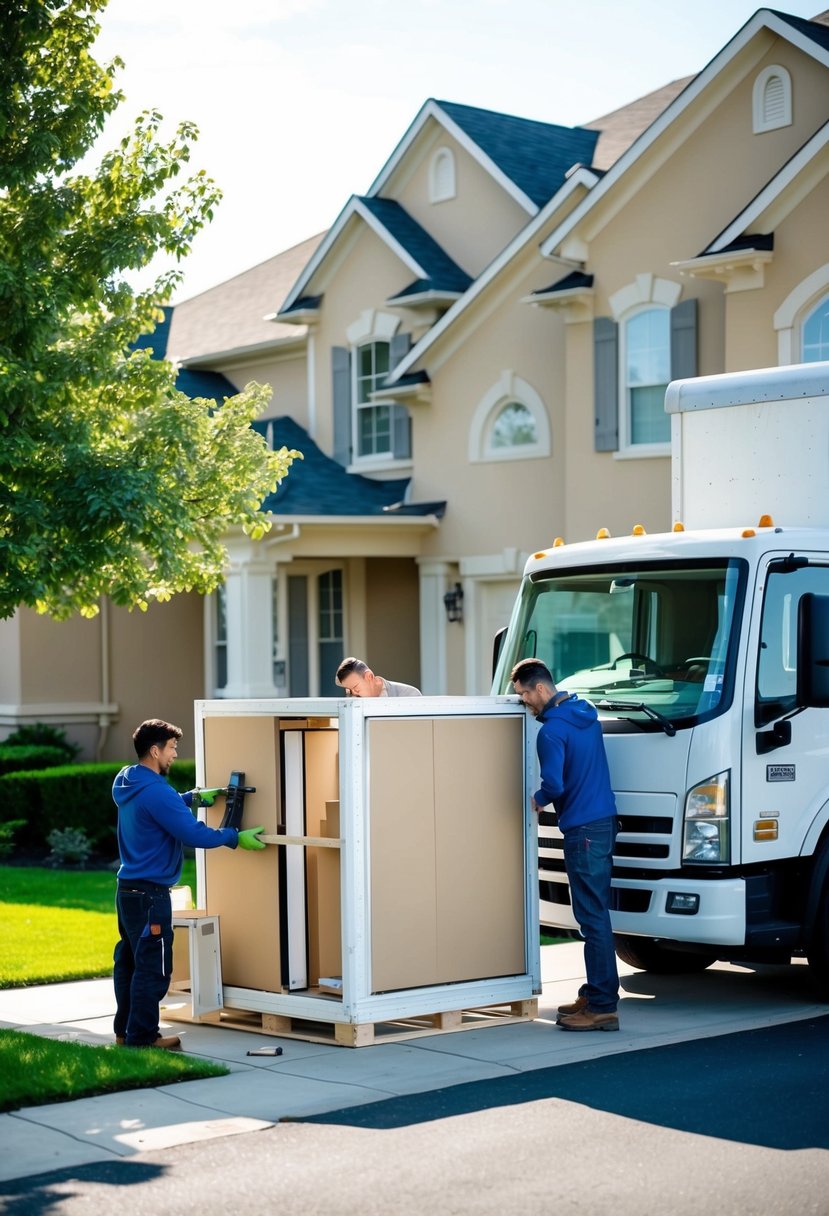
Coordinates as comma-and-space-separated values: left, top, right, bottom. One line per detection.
614, 934, 716, 973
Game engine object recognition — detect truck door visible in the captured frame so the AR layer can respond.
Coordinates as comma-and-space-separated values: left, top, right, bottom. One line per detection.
741, 554, 829, 865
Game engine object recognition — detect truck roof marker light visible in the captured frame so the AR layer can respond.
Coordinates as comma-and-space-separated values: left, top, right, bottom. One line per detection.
673, 521, 685, 532
742, 528, 756, 538
758, 514, 774, 528
553, 537, 565, 547
532, 550, 549, 560
596, 528, 611, 540
632, 524, 646, 536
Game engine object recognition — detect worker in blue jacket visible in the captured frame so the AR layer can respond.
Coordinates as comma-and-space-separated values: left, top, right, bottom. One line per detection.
112, 718, 265, 1049
511, 659, 620, 1031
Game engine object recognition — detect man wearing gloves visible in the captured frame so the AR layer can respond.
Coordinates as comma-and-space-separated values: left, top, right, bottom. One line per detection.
511, 659, 620, 1032
112, 718, 265, 1049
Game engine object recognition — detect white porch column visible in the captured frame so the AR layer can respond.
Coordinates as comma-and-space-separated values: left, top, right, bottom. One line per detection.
222, 543, 279, 699
417, 559, 452, 694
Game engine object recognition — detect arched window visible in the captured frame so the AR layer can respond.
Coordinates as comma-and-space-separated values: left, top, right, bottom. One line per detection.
753, 65, 792, 133
802, 293, 829, 363
469, 373, 550, 463
429, 147, 456, 203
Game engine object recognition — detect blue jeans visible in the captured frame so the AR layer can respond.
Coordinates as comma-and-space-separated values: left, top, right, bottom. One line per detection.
562, 816, 619, 1013
113, 881, 174, 1046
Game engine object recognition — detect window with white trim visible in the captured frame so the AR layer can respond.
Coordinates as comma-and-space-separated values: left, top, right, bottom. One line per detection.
214, 585, 227, 690
802, 292, 829, 363
622, 306, 671, 448
354, 340, 391, 458
469, 372, 551, 463
753, 65, 792, 133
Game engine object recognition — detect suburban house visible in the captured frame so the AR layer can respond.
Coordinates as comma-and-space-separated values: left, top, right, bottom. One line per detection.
2, 6, 828, 760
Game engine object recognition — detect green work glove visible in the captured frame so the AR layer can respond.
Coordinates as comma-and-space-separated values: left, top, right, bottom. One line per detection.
191, 788, 226, 807
238, 825, 266, 851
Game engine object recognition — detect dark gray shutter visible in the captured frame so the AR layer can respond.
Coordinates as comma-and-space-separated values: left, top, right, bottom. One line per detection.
331, 345, 351, 467
670, 298, 698, 381
593, 316, 618, 452
389, 332, 412, 460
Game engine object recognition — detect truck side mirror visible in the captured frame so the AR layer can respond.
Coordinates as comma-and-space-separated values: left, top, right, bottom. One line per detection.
797, 593, 829, 707
492, 627, 507, 680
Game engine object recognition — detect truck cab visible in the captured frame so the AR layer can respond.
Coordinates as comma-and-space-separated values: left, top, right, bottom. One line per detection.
492, 362, 829, 993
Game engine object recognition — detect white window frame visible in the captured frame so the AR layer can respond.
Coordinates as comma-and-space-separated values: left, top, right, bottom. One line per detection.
352, 339, 392, 461
468, 371, 551, 463
609, 273, 679, 459
774, 263, 829, 364
752, 65, 792, 134
345, 309, 401, 469
618, 303, 672, 455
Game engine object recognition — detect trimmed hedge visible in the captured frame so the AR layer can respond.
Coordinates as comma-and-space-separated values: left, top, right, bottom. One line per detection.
0, 745, 70, 776
0, 760, 197, 853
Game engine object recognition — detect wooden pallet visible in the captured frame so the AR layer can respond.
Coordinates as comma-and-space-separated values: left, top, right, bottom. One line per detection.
163, 997, 538, 1047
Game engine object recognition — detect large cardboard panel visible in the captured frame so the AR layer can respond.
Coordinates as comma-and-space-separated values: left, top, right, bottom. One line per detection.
202, 716, 282, 992
433, 717, 525, 982
317, 801, 342, 980
303, 731, 340, 985
369, 718, 438, 992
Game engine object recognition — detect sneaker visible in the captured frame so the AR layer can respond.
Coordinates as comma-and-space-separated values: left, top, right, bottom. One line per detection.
555, 994, 589, 1024
117, 1033, 182, 1049
557, 1007, 619, 1032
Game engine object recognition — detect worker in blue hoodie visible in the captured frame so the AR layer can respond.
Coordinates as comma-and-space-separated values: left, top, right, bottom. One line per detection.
112, 718, 266, 1049
511, 659, 620, 1031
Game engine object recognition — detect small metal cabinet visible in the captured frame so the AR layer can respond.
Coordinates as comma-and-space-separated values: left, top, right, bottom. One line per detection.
192, 696, 540, 1045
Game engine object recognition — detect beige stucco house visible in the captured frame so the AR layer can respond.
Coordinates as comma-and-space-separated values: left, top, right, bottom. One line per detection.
2, 7, 828, 758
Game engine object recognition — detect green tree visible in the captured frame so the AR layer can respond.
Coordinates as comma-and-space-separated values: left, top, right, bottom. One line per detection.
0, 0, 298, 620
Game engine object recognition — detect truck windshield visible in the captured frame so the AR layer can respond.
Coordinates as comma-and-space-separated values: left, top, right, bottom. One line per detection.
493, 559, 745, 727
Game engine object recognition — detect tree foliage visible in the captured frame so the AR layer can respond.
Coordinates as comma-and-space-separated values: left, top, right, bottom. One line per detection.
0, 0, 298, 620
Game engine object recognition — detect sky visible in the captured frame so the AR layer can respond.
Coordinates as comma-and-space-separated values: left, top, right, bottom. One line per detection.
89, 0, 825, 303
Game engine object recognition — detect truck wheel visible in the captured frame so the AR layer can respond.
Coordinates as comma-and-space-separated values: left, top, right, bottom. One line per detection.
614, 934, 716, 973
806, 880, 829, 1001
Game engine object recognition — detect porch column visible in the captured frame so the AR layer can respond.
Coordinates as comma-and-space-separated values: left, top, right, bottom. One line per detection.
417, 559, 452, 694
222, 544, 279, 699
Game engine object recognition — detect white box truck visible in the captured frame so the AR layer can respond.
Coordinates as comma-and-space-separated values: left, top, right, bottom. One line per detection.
492, 360, 829, 995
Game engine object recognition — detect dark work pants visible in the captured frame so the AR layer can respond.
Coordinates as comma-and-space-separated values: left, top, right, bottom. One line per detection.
562, 816, 619, 1013
113, 880, 174, 1046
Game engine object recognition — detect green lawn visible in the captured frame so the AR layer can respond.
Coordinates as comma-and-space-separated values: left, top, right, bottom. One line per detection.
0, 861, 219, 1111
0, 1029, 227, 1113
0, 861, 197, 988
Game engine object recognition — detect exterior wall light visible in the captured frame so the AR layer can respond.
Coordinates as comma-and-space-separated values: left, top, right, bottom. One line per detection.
443, 583, 464, 623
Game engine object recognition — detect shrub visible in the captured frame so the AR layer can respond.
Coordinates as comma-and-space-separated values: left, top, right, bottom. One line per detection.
0, 745, 71, 776
0, 760, 197, 854
3, 722, 80, 761
0, 819, 26, 858
46, 826, 93, 867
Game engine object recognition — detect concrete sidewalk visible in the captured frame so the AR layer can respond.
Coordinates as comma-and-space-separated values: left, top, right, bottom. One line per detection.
0, 943, 824, 1183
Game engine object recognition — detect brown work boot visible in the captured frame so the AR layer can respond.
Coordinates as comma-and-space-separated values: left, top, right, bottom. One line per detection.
118, 1033, 182, 1049
557, 1007, 619, 1032
555, 994, 589, 1024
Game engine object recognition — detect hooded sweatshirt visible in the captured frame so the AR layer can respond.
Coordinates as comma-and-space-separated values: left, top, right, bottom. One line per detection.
113, 764, 239, 887
532, 693, 617, 832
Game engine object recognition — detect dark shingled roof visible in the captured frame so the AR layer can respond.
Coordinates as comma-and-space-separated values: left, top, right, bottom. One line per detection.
436, 100, 599, 208
531, 271, 595, 295
257, 416, 444, 518
358, 197, 472, 294
770, 9, 829, 53
132, 307, 236, 403
279, 294, 322, 316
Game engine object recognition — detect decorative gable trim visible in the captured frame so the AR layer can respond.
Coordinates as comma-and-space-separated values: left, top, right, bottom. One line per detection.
539, 9, 829, 262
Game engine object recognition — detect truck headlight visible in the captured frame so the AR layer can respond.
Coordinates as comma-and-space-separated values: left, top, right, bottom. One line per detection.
683, 771, 730, 864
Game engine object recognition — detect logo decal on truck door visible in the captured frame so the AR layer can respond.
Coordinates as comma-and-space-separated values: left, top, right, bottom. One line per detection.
766, 765, 795, 782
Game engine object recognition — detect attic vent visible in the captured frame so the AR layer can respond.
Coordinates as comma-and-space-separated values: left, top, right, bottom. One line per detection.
429, 147, 456, 203
753, 65, 792, 133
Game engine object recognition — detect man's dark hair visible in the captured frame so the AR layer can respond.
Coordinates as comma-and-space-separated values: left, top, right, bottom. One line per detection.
510, 658, 555, 688
336, 656, 368, 684
132, 719, 182, 758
